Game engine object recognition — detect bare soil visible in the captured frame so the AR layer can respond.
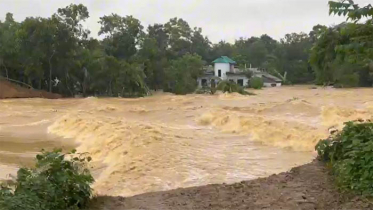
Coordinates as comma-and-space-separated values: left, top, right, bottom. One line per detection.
89, 160, 373, 210
0, 79, 61, 99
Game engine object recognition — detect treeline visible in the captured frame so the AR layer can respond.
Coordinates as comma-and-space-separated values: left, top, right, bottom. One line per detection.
0, 1, 372, 96
310, 1, 373, 87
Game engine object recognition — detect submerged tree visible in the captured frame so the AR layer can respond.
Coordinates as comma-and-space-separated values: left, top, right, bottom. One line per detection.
164, 53, 204, 95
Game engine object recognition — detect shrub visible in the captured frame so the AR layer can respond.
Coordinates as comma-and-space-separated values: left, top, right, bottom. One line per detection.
315, 120, 373, 195
217, 81, 254, 95
250, 77, 264, 89
0, 149, 94, 210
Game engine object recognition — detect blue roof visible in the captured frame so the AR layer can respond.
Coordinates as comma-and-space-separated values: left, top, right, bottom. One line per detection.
212, 56, 236, 64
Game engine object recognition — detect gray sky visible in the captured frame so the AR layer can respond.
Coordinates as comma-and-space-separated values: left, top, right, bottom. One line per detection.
0, 0, 371, 43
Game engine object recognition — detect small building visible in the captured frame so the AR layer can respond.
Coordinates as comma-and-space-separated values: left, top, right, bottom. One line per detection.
247, 68, 282, 87
262, 74, 282, 87
197, 56, 281, 88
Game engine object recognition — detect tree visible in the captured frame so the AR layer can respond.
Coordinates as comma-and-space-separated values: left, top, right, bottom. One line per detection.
16, 17, 57, 89
260, 34, 278, 54
329, 0, 373, 65
0, 13, 20, 80
309, 1, 373, 87
138, 24, 169, 90
310, 26, 346, 85
99, 14, 144, 60
190, 27, 212, 61
164, 18, 193, 58
211, 41, 234, 60
54, 4, 90, 40
279, 33, 314, 83
309, 24, 328, 43
247, 40, 268, 67
164, 53, 203, 94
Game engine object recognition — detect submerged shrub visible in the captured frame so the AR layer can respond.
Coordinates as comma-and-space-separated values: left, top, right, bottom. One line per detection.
217, 81, 254, 95
0, 149, 94, 210
315, 120, 373, 195
250, 77, 264, 89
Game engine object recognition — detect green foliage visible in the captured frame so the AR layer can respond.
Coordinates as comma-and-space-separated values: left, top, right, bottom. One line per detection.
164, 53, 203, 95
3, 1, 373, 96
217, 81, 254, 95
318, 1, 373, 86
315, 121, 373, 195
0, 149, 94, 210
310, 0, 373, 87
250, 77, 264, 89
332, 62, 360, 88
329, 0, 373, 22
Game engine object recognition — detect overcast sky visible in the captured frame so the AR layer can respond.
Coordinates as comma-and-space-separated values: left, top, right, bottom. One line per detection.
0, 0, 371, 43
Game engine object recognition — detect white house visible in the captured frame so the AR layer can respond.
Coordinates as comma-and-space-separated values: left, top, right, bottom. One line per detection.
197, 56, 282, 88
247, 68, 283, 87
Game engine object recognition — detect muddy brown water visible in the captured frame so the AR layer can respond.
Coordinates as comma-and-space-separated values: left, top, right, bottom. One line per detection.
1, 86, 372, 197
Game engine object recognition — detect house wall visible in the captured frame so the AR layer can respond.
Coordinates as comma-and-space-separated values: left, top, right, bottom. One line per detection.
214, 63, 230, 80
227, 75, 249, 87
197, 76, 216, 88
264, 82, 282, 87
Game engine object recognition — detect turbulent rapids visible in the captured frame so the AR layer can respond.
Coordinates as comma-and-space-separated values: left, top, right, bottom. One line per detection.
1, 86, 373, 197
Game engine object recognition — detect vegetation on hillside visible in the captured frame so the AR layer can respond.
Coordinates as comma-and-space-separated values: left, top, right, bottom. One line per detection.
0, 149, 94, 210
316, 120, 373, 196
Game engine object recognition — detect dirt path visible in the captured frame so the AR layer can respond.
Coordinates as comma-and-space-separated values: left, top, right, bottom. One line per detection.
89, 160, 373, 210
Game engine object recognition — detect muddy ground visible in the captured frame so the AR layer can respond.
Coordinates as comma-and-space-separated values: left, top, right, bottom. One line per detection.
89, 160, 373, 210
0, 79, 61, 99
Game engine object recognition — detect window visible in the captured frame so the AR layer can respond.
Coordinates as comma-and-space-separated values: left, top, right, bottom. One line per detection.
237, 79, 244, 86
201, 79, 207, 87
218, 70, 221, 77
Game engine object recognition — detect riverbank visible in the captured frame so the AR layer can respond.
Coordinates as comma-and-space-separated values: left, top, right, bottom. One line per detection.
89, 160, 373, 210
0, 79, 61, 99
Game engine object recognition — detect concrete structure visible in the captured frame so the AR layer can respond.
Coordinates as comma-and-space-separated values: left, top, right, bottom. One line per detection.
197, 56, 282, 88
248, 68, 282, 87
226, 72, 250, 87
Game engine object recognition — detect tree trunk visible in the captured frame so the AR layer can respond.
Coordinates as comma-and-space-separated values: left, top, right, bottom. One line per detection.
65, 71, 74, 96
49, 52, 56, 93
109, 79, 113, 96
5, 66, 8, 79
82, 67, 88, 97
1, 60, 8, 79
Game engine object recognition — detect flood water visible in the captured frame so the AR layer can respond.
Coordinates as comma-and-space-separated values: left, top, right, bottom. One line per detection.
1, 86, 372, 197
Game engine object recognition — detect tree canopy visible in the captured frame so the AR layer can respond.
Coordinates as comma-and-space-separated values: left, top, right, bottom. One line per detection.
309, 0, 373, 87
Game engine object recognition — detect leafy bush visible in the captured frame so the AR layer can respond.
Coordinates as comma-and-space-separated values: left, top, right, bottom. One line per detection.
217, 81, 254, 95
250, 77, 264, 89
334, 73, 359, 88
315, 120, 373, 195
332, 63, 360, 88
0, 149, 94, 210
